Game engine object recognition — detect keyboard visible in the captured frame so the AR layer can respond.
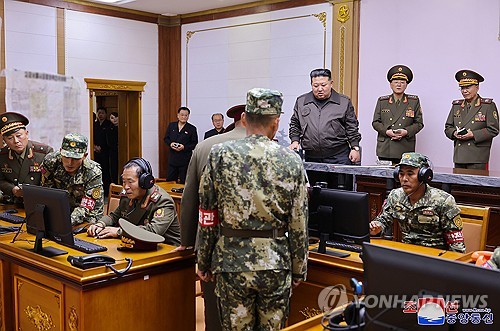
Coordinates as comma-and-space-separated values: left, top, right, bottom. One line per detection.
0, 226, 19, 234
0, 212, 25, 224
325, 240, 363, 253
71, 237, 108, 254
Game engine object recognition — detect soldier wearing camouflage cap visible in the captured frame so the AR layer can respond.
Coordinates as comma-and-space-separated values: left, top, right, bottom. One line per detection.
0, 112, 53, 203
370, 152, 466, 253
40, 133, 104, 225
197, 88, 308, 330
372, 65, 424, 164
445, 69, 499, 169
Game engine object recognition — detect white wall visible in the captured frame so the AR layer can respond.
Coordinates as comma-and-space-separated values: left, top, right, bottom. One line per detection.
358, 0, 500, 170
182, 3, 332, 144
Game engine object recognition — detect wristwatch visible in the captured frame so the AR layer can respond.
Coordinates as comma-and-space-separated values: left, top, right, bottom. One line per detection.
351, 146, 360, 151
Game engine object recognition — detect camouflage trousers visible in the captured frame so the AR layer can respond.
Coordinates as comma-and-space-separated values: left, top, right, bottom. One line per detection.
215, 270, 292, 331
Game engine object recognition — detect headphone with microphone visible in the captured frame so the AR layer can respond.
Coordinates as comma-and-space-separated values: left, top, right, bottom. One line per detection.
393, 157, 433, 184
322, 278, 366, 330
128, 157, 155, 189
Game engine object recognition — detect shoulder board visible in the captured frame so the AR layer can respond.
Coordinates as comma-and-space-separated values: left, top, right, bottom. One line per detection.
379, 95, 390, 101
406, 94, 418, 100
452, 99, 463, 105
150, 191, 162, 203
32, 142, 52, 154
480, 98, 493, 104
0, 146, 8, 154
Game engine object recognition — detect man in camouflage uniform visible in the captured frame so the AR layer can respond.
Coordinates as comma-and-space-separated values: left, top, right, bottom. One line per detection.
444, 69, 499, 169
369, 152, 466, 253
0, 112, 53, 203
197, 88, 309, 330
41, 133, 104, 225
87, 157, 180, 246
372, 65, 424, 164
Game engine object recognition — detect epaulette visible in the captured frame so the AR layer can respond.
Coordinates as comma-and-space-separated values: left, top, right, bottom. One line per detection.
452, 99, 463, 105
32, 142, 52, 154
150, 191, 161, 203
481, 98, 493, 104
379, 95, 390, 101
407, 94, 418, 100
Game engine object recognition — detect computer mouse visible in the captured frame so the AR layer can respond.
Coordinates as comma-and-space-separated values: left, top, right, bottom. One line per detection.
73, 226, 88, 235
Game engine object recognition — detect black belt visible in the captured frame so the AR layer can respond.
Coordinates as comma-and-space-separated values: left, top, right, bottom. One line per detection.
220, 227, 286, 239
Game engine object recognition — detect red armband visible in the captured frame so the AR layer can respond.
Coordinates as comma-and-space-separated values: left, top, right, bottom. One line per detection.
444, 230, 464, 244
80, 196, 96, 211
199, 208, 219, 227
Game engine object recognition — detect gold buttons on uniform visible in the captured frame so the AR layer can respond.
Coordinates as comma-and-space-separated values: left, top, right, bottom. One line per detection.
389, 118, 393, 121
30, 177, 34, 181
471, 121, 474, 124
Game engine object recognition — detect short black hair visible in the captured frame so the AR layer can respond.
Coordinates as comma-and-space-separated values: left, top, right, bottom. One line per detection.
97, 107, 107, 113
110, 111, 118, 117
178, 106, 190, 114
310, 68, 332, 82
211, 113, 224, 120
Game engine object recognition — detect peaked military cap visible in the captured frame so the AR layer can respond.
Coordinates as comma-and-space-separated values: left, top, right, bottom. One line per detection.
397, 152, 430, 169
387, 65, 413, 83
118, 218, 164, 250
0, 112, 29, 136
245, 88, 283, 115
60, 133, 88, 159
455, 69, 484, 87
226, 104, 245, 122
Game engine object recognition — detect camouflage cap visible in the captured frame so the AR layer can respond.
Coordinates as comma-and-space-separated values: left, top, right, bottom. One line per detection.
118, 218, 164, 251
60, 133, 88, 159
397, 152, 430, 169
245, 88, 283, 115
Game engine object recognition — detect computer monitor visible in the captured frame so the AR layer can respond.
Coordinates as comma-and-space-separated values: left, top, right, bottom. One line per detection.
308, 186, 370, 245
362, 243, 499, 330
23, 184, 72, 257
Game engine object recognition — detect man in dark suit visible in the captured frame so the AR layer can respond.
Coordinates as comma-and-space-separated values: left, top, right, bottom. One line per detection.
445, 70, 499, 169
163, 106, 198, 184
93, 107, 112, 195
372, 65, 424, 164
204, 113, 225, 139
0, 112, 53, 204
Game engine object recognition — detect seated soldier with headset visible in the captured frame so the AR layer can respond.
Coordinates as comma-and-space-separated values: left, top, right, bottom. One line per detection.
369, 152, 466, 253
87, 158, 181, 246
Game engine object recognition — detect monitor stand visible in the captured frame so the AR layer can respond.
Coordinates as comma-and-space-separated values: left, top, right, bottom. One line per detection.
31, 204, 67, 257
311, 233, 350, 258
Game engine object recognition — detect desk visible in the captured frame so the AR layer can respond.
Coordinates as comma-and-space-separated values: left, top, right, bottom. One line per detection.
0, 218, 195, 331
287, 239, 466, 326
156, 181, 184, 220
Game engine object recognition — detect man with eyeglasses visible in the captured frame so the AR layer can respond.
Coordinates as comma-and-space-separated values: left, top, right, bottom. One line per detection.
204, 113, 225, 140
372, 65, 424, 165
445, 70, 499, 169
289, 68, 362, 188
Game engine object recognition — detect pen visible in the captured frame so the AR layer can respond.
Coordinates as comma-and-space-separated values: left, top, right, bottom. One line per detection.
438, 250, 447, 256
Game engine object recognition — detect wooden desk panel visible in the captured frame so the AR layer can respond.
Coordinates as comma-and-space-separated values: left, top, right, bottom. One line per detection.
0, 228, 195, 331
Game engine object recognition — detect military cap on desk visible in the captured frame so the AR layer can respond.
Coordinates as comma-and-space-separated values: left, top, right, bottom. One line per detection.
455, 69, 484, 87
0, 112, 29, 136
397, 152, 430, 169
245, 88, 283, 115
387, 65, 413, 83
118, 218, 164, 251
60, 133, 88, 159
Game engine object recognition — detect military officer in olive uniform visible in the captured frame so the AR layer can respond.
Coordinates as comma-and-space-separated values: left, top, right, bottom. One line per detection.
372, 65, 424, 164
198, 88, 308, 330
87, 158, 180, 246
0, 112, 53, 203
41, 133, 104, 225
445, 70, 499, 169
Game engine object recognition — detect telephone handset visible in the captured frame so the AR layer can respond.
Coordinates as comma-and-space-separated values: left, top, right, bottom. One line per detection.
67, 254, 116, 269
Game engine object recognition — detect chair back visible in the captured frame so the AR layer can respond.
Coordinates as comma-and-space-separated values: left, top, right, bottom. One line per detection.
458, 204, 490, 253
107, 183, 123, 215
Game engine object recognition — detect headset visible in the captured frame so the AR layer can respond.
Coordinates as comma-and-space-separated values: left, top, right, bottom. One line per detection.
393, 157, 433, 184
322, 278, 366, 330
128, 157, 155, 189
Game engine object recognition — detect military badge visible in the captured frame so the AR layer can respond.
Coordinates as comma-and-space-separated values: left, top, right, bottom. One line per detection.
382, 109, 391, 113
30, 162, 41, 172
405, 108, 414, 118
422, 210, 434, 216
80, 196, 96, 210
475, 112, 486, 122
454, 109, 461, 117
1, 164, 12, 173
453, 215, 463, 228
154, 208, 164, 218
1, 117, 7, 123
70, 141, 77, 147
91, 188, 101, 199
150, 192, 160, 202
494, 111, 498, 120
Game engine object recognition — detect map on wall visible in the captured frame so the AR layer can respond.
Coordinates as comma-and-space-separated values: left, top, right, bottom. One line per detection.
3, 69, 82, 150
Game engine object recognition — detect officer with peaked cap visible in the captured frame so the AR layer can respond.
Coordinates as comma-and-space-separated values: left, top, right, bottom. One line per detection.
0, 112, 53, 203
370, 152, 466, 253
40, 133, 104, 225
175, 103, 247, 331
445, 70, 499, 169
372, 65, 424, 164
197, 88, 308, 330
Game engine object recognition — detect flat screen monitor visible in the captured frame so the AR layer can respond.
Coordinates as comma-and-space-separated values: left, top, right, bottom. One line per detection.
362, 243, 499, 330
308, 187, 370, 244
24, 184, 73, 257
